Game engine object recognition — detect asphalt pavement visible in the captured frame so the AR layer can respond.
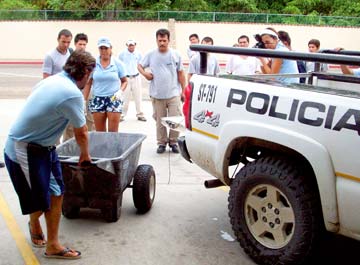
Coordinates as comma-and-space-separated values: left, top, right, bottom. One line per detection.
0, 65, 359, 265
0, 64, 252, 265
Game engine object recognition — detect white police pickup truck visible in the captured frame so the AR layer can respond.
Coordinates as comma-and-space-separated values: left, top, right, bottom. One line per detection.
177, 46, 360, 265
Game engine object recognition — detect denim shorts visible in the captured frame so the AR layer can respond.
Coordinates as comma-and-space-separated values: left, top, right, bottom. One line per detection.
89, 95, 122, 113
4, 143, 64, 215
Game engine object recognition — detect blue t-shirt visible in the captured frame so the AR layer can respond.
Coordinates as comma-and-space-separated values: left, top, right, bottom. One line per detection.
276, 42, 299, 84
118, 49, 142, 76
91, 56, 127, 97
353, 69, 360, 77
5, 72, 85, 162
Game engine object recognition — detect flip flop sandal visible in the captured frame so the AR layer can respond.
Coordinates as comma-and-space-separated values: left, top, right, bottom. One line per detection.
43, 247, 82, 259
28, 222, 46, 248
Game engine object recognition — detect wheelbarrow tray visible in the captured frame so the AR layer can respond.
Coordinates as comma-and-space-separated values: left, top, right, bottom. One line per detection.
57, 132, 146, 221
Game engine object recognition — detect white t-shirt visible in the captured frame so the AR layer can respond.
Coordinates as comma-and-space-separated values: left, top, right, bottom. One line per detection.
226, 55, 260, 75
140, 48, 183, 99
42, 48, 71, 75
305, 61, 328, 72
187, 47, 198, 60
188, 54, 220, 76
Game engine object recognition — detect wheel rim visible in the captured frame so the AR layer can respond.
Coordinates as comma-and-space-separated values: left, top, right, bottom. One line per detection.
149, 174, 155, 202
244, 184, 295, 249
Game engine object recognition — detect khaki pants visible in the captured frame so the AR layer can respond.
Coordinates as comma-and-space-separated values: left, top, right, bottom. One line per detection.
122, 75, 144, 118
151, 96, 181, 146
62, 100, 94, 142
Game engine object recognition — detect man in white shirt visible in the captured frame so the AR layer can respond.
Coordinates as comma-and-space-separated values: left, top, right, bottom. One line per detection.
138, 29, 186, 154
118, 40, 146, 121
226, 35, 261, 76
187, 33, 199, 60
42, 29, 72, 79
306, 39, 328, 72
188, 37, 220, 81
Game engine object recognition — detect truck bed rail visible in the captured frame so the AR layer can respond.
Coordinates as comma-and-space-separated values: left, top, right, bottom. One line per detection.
190, 45, 360, 74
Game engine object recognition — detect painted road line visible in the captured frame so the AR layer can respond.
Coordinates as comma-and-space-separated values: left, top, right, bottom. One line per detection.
0, 72, 41, 78
0, 191, 40, 265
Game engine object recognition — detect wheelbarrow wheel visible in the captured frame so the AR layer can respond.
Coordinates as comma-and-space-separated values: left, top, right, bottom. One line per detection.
102, 195, 122, 222
133, 164, 156, 213
62, 204, 80, 219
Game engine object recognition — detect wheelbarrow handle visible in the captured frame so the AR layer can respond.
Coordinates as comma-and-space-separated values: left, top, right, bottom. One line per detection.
68, 160, 92, 171
80, 160, 92, 167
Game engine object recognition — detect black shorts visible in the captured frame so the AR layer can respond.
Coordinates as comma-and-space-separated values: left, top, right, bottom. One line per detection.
4, 143, 64, 215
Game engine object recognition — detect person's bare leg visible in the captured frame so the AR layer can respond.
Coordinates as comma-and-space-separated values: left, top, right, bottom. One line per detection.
107, 112, 120, 132
93, 112, 107, 131
44, 195, 79, 257
29, 211, 45, 245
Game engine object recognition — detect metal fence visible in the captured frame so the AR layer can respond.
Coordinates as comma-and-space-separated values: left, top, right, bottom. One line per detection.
0, 10, 360, 27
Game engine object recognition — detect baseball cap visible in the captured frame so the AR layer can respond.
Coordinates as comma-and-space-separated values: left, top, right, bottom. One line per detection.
97, 37, 111, 48
126, 39, 136, 46
259, 29, 278, 39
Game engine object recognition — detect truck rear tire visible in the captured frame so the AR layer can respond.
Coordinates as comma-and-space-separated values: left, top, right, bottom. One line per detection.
132, 164, 156, 213
229, 156, 323, 265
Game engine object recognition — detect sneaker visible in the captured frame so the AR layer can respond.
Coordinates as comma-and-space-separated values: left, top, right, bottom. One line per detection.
169, 144, 179, 154
0, 161, 4, 168
137, 116, 147, 122
156, 145, 166, 154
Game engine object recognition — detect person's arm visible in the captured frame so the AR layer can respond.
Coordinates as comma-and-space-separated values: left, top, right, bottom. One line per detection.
333, 47, 354, 75
73, 125, 91, 165
43, 73, 51, 79
42, 54, 53, 79
178, 70, 186, 101
120, 77, 128, 91
187, 56, 197, 81
137, 64, 153, 80
270, 58, 282, 74
187, 73, 193, 83
340, 65, 354, 75
82, 78, 93, 100
261, 57, 282, 74
259, 57, 270, 73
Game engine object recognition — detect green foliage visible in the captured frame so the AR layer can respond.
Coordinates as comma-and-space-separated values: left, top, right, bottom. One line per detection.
0, 0, 38, 9
217, 0, 258, 12
282, 5, 301, 15
268, 0, 288, 13
172, 0, 209, 11
148, 0, 171, 11
332, 0, 360, 16
0, 0, 360, 26
0, 0, 40, 19
255, 0, 270, 11
285, 0, 332, 15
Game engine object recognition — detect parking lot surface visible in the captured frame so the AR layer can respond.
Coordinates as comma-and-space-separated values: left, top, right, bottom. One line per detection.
0, 65, 359, 265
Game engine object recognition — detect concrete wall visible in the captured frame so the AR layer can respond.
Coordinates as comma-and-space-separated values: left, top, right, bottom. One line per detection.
0, 20, 359, 61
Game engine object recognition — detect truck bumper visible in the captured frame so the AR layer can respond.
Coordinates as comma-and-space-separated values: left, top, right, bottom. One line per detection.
177, 136, 192, 163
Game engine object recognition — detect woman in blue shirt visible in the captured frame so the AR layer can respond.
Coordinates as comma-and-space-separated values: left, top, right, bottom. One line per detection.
258, 29, 299, 84
84, 37, 128, 132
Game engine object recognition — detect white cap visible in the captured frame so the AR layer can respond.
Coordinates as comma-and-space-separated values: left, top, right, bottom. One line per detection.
259, 29, 278, 39
126, 40, 136, 46
97, 37, 112, 48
